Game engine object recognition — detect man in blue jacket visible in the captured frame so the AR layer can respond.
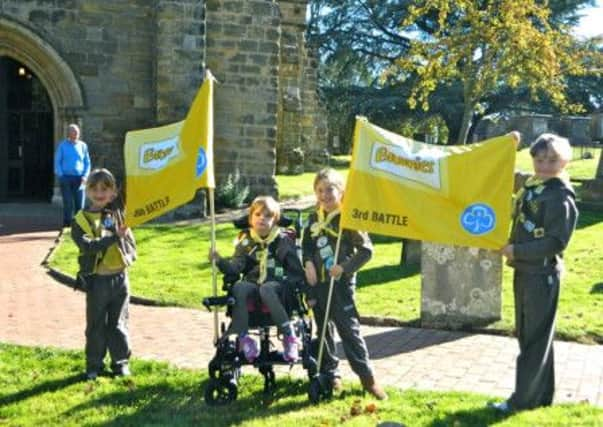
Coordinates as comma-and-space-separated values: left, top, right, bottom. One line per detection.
54, 124, 91, 227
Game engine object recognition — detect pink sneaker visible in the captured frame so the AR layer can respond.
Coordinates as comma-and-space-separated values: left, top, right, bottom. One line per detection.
283, 335, 299, 363
239, 335, 259, 362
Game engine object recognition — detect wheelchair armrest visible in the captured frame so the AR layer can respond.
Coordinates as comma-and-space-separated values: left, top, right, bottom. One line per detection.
222, 273, 239, 291
202, 295, 235, 310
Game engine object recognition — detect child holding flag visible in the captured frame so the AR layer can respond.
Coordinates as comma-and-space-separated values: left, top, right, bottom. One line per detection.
71, 168, 136, 380
209, 196, 304, 363
303, 168, 387, 400
491, 133, 578, 413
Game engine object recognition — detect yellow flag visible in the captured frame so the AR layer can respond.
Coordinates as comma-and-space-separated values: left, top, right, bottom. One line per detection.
124, 72, 215, 227
340, 118, 517, 250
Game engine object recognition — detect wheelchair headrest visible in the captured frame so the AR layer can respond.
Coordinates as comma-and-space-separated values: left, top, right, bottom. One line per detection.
232, 211, 296, 229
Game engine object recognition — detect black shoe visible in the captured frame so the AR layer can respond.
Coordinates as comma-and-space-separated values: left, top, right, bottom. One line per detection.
114, 365, 131, 377
85, 371, 98, 381
488, 400, 512, 414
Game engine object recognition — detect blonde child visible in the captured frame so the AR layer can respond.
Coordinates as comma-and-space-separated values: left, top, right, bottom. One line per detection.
210, 196, 305, 363
71, 168, 136, 380
491, 133, 578, 413
302, 168, 387, 400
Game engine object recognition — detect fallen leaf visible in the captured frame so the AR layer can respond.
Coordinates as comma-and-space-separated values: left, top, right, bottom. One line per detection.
365, 402, 377, 413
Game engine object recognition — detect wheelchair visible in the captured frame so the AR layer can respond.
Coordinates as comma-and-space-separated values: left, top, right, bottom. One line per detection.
202, 208, 319, 405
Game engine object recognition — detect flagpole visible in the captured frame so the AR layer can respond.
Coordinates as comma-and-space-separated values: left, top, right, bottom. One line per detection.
208, 187, 219, 343
316, 227, 343, 375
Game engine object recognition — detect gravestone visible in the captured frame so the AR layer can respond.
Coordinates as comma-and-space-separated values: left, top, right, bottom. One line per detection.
421, 243, 502, 329
582, 112, 603, 203
400, 239, 421, 266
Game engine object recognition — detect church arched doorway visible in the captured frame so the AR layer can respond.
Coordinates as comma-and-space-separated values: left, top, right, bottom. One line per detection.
0, 57, 54, 201
0, 16, 85, 205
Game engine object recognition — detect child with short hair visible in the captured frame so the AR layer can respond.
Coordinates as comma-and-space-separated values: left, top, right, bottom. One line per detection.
302, 168, 387, 400
209, 196, 305, 363
71, 168, 136, 380
492, 133, 578, 412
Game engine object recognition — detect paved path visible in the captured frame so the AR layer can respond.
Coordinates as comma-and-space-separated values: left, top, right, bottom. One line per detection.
1, 204, 602, 407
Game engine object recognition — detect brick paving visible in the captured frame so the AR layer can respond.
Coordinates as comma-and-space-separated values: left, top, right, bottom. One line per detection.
1, 204, 602, 407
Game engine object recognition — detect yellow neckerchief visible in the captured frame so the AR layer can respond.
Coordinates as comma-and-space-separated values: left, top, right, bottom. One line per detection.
75, 211, 125, 274
515, 175, 545, 203
310, 207, 340, 238
515, 172, 569, 207
249, 226, 281, 284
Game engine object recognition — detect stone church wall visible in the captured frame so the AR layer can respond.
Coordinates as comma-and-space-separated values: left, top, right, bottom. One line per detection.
277, 0, 327, 174
0, 0, 326, 199
205, 0, 281, 195
0, 0, 157, 181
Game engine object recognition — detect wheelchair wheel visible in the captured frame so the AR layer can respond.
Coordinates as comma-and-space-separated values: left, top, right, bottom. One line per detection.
204, 378, 238, 406
308, 375, 333, 405
208, 359, 219, 379
263, 369, 276, 395
308, 377, 321, 404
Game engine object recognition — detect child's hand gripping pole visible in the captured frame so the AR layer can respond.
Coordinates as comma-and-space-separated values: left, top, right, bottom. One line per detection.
316, 228, 343, 374
208, 187, 219, 344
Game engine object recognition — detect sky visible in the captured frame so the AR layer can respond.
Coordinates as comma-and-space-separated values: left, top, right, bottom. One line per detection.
574, 0, 602, 38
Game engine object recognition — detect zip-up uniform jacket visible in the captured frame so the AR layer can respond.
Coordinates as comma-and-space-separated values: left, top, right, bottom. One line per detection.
217, 228, 305, 290
302, 212, 372, 285
71, 208, 137, 276
508, 177, 578, 274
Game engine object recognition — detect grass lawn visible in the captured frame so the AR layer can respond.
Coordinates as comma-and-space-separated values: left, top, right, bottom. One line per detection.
515, 146, 601, 180
48, 147, 603, 343
1, 343, 601, 426
276, 164, 349, 200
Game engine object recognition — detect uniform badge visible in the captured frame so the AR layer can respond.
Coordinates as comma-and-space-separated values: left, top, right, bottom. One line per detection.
241, 238, 249, 247
275, 267, 283, 278
319, 245, 333, 260
317, 236, 328, 248
325, 256, 334, 270
102, 215, 114, 229
533, 227, 545, 238
523, 220, 535, 232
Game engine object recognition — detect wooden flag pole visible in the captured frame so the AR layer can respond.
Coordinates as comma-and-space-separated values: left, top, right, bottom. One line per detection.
208, 187, 219, 343
316, 227, 343, 374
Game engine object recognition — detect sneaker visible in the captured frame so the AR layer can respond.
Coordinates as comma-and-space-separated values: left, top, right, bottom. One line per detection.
283, 335, 299, 363
239, 335, 259, 362
488, 400, 512, 414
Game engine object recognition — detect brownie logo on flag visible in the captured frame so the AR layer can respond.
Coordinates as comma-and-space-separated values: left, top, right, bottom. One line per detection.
369, 140, 446, 189
139, 137, 180, 170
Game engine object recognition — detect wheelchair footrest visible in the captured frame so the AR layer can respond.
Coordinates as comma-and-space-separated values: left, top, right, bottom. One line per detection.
202, 295, 235, 310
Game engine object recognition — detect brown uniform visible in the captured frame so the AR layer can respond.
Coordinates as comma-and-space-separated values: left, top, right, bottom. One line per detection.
302, 210, 374, 380
507, 176, 578, 410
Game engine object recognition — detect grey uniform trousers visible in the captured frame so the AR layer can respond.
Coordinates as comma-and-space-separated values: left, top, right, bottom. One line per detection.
85, 272, 130, 372
227, 280, 290, 335
311, 280, 373, 380
509, 270, 559, 410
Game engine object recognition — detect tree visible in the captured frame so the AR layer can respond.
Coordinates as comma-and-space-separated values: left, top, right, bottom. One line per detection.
307, 0, 601, 144
307, 0, 413, 87
384, 0, 602, 144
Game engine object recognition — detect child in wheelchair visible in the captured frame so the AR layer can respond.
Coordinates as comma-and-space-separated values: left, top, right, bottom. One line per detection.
208, 196, 306, 363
